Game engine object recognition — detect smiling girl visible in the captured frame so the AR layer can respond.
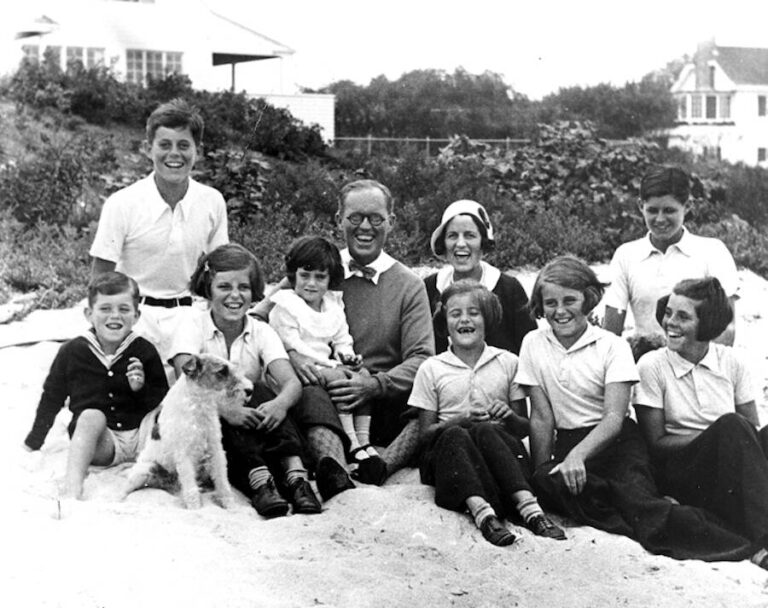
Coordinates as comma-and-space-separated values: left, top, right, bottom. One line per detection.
410, 280, 564, 546
603, 166, 738, 345
518, 256, 758, 563
169, 243, 321, 518
634, 277, 768, 569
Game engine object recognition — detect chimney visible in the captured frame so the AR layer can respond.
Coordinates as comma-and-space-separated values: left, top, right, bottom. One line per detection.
694, 38, 716, 89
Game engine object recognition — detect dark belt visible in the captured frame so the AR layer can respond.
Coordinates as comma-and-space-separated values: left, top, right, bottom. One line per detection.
140, 296, 193, 308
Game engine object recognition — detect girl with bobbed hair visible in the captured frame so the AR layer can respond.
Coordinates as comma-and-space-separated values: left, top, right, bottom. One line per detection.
634, 277, 768, 569
518, 256, 763, 566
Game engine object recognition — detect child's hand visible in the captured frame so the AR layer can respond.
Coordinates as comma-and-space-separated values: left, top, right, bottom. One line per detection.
255, 400, 287, 432
126, 357, 145, 392
338, 353, 363, 371
219, 403, 263, 429
487, 400, 512, 421
550, 453, 587, 495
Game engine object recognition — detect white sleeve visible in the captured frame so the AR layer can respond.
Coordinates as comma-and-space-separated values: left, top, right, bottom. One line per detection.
407, 361, 439, 412
708, 240, 739, 298
514, 333, 541, 387
207, 192, 229, 251
89, 195, 125, 262
633, 354, 665, 409
602, 247, 630, 311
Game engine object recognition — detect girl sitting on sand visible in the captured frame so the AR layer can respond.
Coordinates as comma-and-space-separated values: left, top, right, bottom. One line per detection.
517, 255, 766, 566
635, 277, 768, 569
169, 243, 322, 518
409, 280, 565, 546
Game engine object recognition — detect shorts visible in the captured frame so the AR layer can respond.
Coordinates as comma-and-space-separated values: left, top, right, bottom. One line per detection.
108, 407, 159, 465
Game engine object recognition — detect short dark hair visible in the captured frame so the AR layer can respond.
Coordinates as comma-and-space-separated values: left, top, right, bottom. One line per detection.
640, 166, 690, 204
285, 236, 344, 290
654, 277, 732, 341
146, 98, 204, 145
529, 255, 606, 319
433, 213, 493, 257
189, 243, 264, 301
439, 279, 503, 333
88, 271, 140, 309
338, 179, 394, 215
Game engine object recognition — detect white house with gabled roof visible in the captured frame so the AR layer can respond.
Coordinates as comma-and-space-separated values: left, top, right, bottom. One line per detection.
4, 0, 335, 139
669, 40, 768, 166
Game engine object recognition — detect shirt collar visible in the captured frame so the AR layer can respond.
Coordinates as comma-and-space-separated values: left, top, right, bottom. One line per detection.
543, 322, 601, 353
437, 343, 499, 369
146, 172, 193, 221
341, 248, 396, 285
203, 311, 252, 343
641, 227, 692, 259
665, 345, 719, 379
434, 260, 501, 293
82, 329, 139, 368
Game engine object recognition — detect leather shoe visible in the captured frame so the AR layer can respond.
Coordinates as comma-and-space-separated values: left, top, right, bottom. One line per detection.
479, 515, 517, 546
316, 457, 355, 502
251, 478, 289, 518
527, 514, 566, 540
353, 455, 388, 486
288, 478, 322, 514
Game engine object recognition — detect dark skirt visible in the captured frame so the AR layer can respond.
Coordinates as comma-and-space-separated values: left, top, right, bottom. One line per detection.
221, 382, 305, 494
532, 418, 755, 562
419, 420, 532, 519
656, 412, 768, 545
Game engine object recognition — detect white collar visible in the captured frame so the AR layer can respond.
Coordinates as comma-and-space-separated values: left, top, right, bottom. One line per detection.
543, 322, 601, 353
82, 329, 139, 369
434, 260, 501, 293
341, 249, 396, 285
666, 344, 720, 379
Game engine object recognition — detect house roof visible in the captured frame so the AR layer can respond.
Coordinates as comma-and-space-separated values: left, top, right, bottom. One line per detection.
713, 46, 768, 85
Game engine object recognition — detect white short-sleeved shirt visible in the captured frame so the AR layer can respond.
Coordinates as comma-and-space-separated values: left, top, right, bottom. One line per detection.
516, 324, 639, 429
633, 344, 754, 436
603, 229, 738, 336
269, 290, 354, 364
90, 174, 228, 298
408, 345, 526, 423
169, 310, 288, 384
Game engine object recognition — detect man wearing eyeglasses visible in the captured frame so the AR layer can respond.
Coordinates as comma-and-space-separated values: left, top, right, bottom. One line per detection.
287, 179, 434, 500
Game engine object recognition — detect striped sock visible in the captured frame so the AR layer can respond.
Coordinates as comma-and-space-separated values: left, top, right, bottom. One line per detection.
514, 491, 545, 523
248, 466, 272, 491
466, 495, 495, 527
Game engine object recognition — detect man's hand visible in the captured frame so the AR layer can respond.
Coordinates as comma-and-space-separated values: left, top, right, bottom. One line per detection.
486, 400, 512, 421
288, 351, 334, 386
326, 368, 380, 412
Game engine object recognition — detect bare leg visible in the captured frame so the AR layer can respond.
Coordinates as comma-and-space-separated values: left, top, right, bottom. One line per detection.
63, 410, 114, 500
307, 426, 347, 468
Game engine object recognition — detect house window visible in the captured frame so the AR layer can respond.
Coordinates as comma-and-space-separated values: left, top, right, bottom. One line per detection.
759, 96, 767, 117
66, 46, 84, 67
759, 148, 767, 163
126, 49, 183, 85
705, 96, 717, 119
708, 66, 716, 88
719, 95, 731, 119
691, 95, 702, 118
86, 48, 105, 68
21, 45, 39, 64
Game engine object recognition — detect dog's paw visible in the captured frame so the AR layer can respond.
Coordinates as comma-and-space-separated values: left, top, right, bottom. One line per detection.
216, 491, 235, 509
182, 492, 203, 510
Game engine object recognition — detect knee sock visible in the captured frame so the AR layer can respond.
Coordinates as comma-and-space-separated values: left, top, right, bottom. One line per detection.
355, 415, 378, 457
248, 466, 272, 491
513, 490, 545, 523
382, 418, 420, 474
307, 426, 347, 469
466, 495, 495, 528
752, 548, 768, 570
281, 455, 309, 486
339, 412, 364, 456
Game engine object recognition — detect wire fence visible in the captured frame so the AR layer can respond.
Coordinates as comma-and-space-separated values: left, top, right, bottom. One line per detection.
332, 135, 530, 157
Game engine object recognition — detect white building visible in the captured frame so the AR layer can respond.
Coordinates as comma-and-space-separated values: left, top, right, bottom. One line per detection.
5, 0, 335, 140
670, 40, 768, 166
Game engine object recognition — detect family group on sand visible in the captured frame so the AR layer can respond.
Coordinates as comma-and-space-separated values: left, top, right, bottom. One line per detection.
22, 98, 768, 570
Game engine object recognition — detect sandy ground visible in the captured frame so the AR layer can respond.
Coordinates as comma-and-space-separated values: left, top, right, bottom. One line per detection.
3, 268, 768, 608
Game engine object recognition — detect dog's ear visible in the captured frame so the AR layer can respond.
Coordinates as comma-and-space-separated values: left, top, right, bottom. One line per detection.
181, 355, 203, 380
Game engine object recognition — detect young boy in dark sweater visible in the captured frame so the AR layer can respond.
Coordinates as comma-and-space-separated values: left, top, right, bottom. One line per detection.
24, 272, 168, 499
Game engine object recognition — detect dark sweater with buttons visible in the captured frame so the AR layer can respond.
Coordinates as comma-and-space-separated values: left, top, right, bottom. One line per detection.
24, 334, 168, 450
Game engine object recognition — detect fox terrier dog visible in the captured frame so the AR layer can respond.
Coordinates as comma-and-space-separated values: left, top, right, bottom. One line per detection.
122, 353, 252, 509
